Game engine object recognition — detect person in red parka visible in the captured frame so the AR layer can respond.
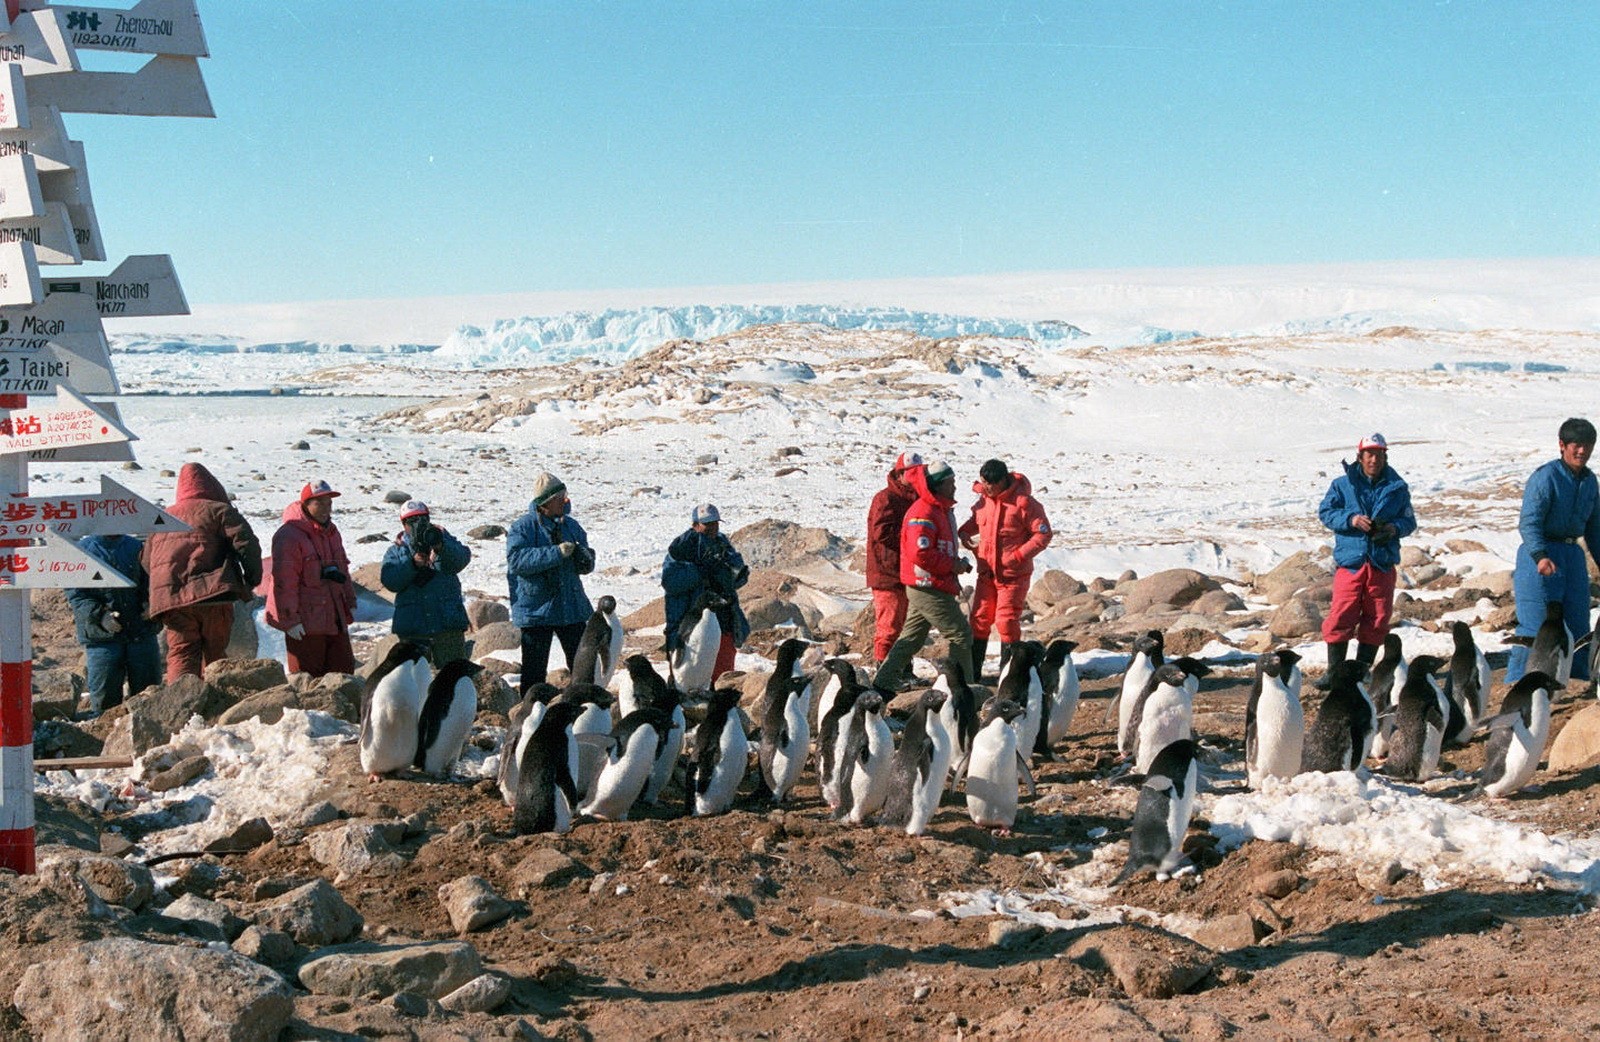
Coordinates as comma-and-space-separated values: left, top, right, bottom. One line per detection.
872, 460, 973, 693
958, 458, 1053, 680
865, 450, 922, 666
142, 463, 263, 682
267, 479, 357, 677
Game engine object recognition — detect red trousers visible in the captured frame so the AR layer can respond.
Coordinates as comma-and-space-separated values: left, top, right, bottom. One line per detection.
711, 633, 737, 685
286, 631, 356, 678
969, 572, 1029, 644
871, 587, 908, 663
161, 603, 234, 682
1321, 563, 1397, 646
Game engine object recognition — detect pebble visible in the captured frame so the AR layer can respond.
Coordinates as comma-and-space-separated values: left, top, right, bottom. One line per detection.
912, 985, 931, 1001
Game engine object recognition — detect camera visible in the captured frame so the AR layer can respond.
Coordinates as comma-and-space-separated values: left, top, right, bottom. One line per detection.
321, 565, 349, 583
407, 515, 442, 551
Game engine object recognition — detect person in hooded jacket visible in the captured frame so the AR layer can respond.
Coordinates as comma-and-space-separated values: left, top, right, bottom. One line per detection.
872, 460, 973, 693
507, 472, 594, 690
1318, 433, 1416, 671
662, 503, 749, 685
267, 479, 357, 677
142, 462, 263, 682
866, 450, 922, 667
381, 500, 471, 666
958, 458, 1053, 680
66, 534, 162, 715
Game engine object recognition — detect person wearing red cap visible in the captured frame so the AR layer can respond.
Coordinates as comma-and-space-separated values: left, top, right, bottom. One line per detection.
1317, 433, 1415, 673
958, 458, 1053, 680
266, 479, 357, 677
865, 450, 923, 666
142, 462, 263, 682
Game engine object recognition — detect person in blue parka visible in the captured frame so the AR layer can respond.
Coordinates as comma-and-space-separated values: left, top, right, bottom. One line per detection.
66, 533, 163, 716
507, 472, 594, 691
662, 503, 750, 685
381, 500, 472, 666
1317, 432, 1416, 673
1506, 417, 1600, 687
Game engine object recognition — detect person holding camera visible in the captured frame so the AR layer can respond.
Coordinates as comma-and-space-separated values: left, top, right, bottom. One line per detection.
661, 503, 750, 685
507, 472, 596, 690
267, 479, 358, 677
66, 534, 163, 716
381, 500, 472, 665
1318, 433, 1416, 673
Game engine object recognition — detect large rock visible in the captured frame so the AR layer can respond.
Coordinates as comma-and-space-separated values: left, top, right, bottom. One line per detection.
205, 657, 289, 695
743, 596, 812, 636
1268, 594, 1324, 640
509, 848, 589, 892
32, 669, 84, 721
470, 621, 522, 658
1257, 551, 1330, 605
253, 878, 364, 947
14, 936, 294, 1042
439, 972, 512, 1014
1190, 588, 1246, 614
1027, 569, 1087, 615
1119, 569, 1222, 616
217, 673, 362, 726
216, 685, 300, 726
161, 893, 249, 942
465, 598, 510, 631
101, 674, 233, 757
1549, 704, 1600, 772
297, 941, 483, 1000
351, 561, 390, 603
307, 821, 407, 881
438, 875, 515, 933
37, 851, 154, 910
1067, 925, 1213, 999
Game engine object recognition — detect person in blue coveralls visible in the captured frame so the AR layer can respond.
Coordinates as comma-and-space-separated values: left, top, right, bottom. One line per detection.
381, 500, 472, 666
1506, 417, 1600, 687
66, 533, 162, 717
507, 471, 594, 691
1318, 433, 1416, 672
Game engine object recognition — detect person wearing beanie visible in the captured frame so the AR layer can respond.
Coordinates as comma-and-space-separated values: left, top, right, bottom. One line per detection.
873, 460, 974, 693
1506, 417, 1600, 687
142, 462, 263, 682
507, 472, 595, 690
958, 457, 1053, 680
267, 479, 357, 677
865, 450, 923, 667
381, 500, 472, 666
1317, 433, 1415, 675
662, 503, 749, 684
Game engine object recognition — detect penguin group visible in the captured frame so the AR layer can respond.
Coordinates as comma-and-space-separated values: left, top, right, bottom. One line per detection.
359, 641, 483, 783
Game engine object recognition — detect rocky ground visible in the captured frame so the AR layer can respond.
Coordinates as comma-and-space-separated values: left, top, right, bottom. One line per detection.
9, 518, 1600, 1041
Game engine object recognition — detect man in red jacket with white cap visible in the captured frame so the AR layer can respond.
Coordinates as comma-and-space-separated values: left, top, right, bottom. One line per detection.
959, 458, 1053, 679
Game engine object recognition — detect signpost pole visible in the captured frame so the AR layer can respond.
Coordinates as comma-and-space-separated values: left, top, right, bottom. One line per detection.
0, 391, 33, 873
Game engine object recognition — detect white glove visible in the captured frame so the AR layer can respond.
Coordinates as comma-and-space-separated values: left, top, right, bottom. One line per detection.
286, 623, 306, 641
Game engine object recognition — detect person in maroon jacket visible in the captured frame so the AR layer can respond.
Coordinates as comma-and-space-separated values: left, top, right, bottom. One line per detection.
958, 458, 1053, 679
872, 459, 973, 693
864, 450, 922, 667
266, 480, 358, 677
142, 463, 263, 682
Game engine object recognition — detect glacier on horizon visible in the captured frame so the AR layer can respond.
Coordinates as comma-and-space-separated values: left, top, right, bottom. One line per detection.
433, 304, 1091, 367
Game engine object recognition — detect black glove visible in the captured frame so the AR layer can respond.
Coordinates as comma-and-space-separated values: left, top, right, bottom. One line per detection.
574, 545, 596, 575
321, 565, 349, 584
98, 607, 123, 634
412, 566, 437, 587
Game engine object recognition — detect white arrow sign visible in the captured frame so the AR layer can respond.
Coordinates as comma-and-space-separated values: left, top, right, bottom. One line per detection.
0, 239, 41, 307
0, 386, 132, 456
0, 343, 115, 395
0, 475, 186, 540
20, 54, 211, 118
27, 399, 131, 463
0, 149, 41, 220
0, 201, 79, 264
45, 253, 186, 317
0, 291, 117, 393
0, 105, 72, 173
0, 63, 28, 131
37, 140, 100, 261
0, 10, 81, 77
0, 530, 132, 589
54, 1, 208, 58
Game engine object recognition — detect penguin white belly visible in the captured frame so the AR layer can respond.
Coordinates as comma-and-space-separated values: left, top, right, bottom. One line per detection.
672, 610, 721, 692
1485, 721, 1538, 798
937, 697, 969, 766
1249, 685, 1304, 787
1047, 664, 1081, 745
360, 659, 429, 776
814, 676, 841, 749
1135, 690, 1191, 774
1474, 651, 1492, 720
822, 724, 854, 810
582, 727, 659, 820
966, 721, 1020, 828
771, 697, 811, 801
1158, 761, 1199, 876
1013, 679, 1044, 761
845, 715, 893, 824
419, 678, 477, 777
1117, 659, 1153, 754
1370, 661, 1407, 760
499, 702, 546, 805
907, 717, 954, 836
600, 616, 624, 688
696, 716, 748, 816
572, 702, 613, 801
1419, 689, 1448, 779
643, 705, 685, 804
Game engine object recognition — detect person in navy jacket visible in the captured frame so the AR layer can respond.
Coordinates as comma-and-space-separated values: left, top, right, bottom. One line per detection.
507, 472, 594, 691
1506, 417, 1600, 686
1318, 433, 1416, 672
661, 503, 749, 685
381, 500, 471, 666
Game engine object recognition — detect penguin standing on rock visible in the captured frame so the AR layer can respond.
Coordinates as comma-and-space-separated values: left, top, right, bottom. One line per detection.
581, 706, 675, 821
1114, 738, 1199, 884
757, 638, 814, 804
414, 658, 483, 777
1301, 660, 1377, 773
1385, 654, 1449, 781
1368, 633, 1408, 760
1246, 648, 1304, 788
878, 687, 952, 835
837, 690, 894, 825
1110, 630, 1164, 756
1474, 671, 1557, 799
360, 640, 433, 781
685, 687, 748, 817
965, 697, 1034, 834
569, 595, 624, 688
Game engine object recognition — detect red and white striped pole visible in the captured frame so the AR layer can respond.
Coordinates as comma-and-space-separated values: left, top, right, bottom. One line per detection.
0, 392, 33, 873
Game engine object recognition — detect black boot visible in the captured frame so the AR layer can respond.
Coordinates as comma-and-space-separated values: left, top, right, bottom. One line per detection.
1354, 642, 1379, 668
969, 639, 989, 685
1317, 640, 1349, 689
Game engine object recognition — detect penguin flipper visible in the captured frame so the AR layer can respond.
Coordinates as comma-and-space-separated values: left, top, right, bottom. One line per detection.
1576, 632, 1595, 652
1016, 753, 1037, 797
1102, 690, 1121, 728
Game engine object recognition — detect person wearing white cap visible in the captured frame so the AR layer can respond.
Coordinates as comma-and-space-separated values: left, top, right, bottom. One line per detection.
507, 471, 596, 689
381, 500, 472, 666
1317, 433, 1415, 673
866, 451, 923, 667
266, 479, 357, 677
662, 503, 749, 684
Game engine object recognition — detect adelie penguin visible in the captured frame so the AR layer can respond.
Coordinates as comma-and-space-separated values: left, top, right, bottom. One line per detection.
1038, 638, 1081, 754
1114, 738, 1200, 885
836, 688, 894, 825
568, 682, 617, 803
1384, 654, 1449, 781
1441, 621, 1491, 745
614, 655, 686, 806
1109, 630, 1164, 757
965, 696, 1035, 835
669, 590, 726, 693
499, 682, 561, 805
685, 686, 747, 817
1301, 660, 1377, 773
413, 658, 483, 777
509, 697, 592, 835
1127, 658, 1209, 775
877, 687, 952, 836
818, 673, 866, 811
812, 658, 860, 745
757, 638, 814, 805
1506, 601, 1590, 689
1367, 633, 1408, 760
1473, 671, 1557, 799
581, 706, 676, 821
359, 641, 433, 781
935, 658, 981, 789
997, 640, 1045, 764
1246, 648, 1304, 788
569, 594, 625, 688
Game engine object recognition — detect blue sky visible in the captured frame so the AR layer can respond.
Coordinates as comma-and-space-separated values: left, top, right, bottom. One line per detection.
69, 1, 1600, 306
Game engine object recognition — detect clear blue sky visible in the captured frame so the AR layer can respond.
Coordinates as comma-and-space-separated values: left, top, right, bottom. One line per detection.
69, 1, 1600, 306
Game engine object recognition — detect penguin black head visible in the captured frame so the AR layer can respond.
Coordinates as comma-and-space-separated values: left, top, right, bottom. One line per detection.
1327, 659, 1369, 691
1133, 631, 1163, 657
857, 690, 885, 715
1450, 621, 1475, 648
522, 682, 562, 707
624, 654, 659, 683
1151, 663, 1188, 688
597, 594, 618, 615
557, 683, 614, 709
380, 640, 431, 668
918, 687, 949, 714
1171, 656, 1211, 680
1044, 639, 1078, 666
1383, 632, 1404, 657
1259, 648, 1301, 679
1507, 671, 1557, 700
982, 697, 1025, 725
774, 638, 811, 672
1545, 601, 1565, 622
1408, 654, 1447, 677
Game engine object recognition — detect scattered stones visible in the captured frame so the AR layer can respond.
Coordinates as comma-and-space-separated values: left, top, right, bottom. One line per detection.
203, 658, 289, 695
439, 972, 513, 1013
1189, 912, 1263, 952
297, 940, 484, 1000
147, 753, 211, 792
438, 875, 515, 933
207, 817, 274, 854
38, 852, 153, 910
384, 490, 411, 504
1253, 869, 1300, 899
233, 925, 299, 967
101, 675, 232, 758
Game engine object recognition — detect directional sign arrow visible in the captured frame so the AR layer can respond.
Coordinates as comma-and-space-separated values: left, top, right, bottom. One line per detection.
53, 0, 208, 58
45, 253, 186, 317
0, 290, 118, 393
0, 9, 81, 77
0, 240, 41, 307
0, 201, 79, 265
0, 63, 29, 131
0, 150, 42, 221
0, 530, 132, 589
0, 386, 133, 456
38, 140, 101, 262
19, 54, 212, 118
0, 474, 187, 540
0, 342, 115, 395
0, 105, 72, 173
27, 399, 131, 463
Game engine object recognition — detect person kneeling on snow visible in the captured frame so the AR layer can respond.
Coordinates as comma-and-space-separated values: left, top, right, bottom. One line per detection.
381, 500, 472, 666
1318, 433, 1415, 673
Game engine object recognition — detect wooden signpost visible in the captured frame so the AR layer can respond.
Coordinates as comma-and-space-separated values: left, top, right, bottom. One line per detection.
0, 0, 210, 874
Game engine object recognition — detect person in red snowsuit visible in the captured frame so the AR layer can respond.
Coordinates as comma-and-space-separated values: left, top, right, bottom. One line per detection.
864, 451, 922, 666
266, 480, 358, 677
958, 459, 1053, 680
872, 460, 973, 692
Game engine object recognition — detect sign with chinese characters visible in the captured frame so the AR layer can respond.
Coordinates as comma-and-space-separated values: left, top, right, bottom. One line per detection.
26, 399, 132, 463
0, 475, 185, 540
0, 387, 132, 455
55, 1, 209, 58
0, 530, 131, 589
